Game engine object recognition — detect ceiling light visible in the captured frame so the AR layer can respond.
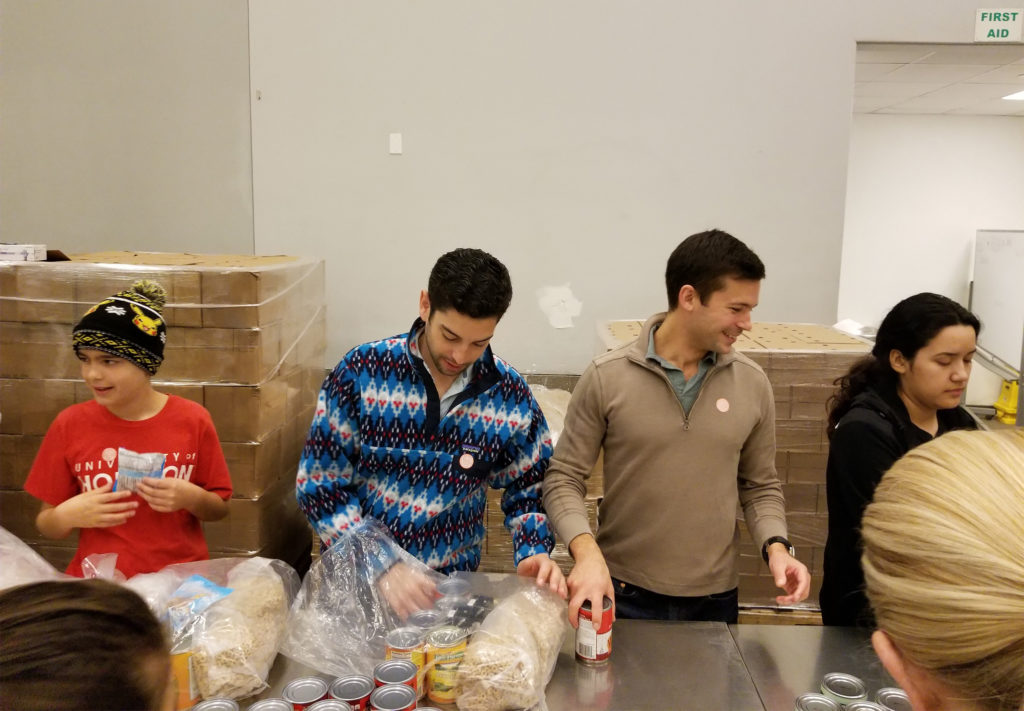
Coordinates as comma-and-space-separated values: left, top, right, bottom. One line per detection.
1003, 90, 1024, 100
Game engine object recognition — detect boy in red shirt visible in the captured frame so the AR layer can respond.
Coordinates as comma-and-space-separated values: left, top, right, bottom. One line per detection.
24, 280, 232, 578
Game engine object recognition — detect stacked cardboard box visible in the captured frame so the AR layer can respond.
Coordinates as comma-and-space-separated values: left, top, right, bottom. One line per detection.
0, 252, 325, 572
477, 323, 869, 607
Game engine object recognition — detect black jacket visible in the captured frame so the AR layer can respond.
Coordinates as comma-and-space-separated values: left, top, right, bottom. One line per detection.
818, 386, 976, 626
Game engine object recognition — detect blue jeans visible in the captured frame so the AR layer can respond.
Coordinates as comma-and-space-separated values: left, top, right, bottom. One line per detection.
612, 578, 739, 624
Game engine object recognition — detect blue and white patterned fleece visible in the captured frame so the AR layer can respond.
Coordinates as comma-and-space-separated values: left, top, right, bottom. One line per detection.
296, 319, 555, 574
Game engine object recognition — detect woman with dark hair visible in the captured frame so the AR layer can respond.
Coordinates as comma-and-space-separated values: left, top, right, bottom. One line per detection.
818, 292, 979, 627
0, 579, 173, 711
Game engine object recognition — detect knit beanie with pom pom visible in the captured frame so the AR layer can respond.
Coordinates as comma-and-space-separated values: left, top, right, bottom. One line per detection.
72, 279, 168, 374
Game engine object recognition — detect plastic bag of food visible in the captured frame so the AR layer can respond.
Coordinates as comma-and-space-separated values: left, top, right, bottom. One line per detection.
0, 526, 66, 590
123, 556, 300, 701
281, 519, 445, 677
190, 558, 298, 699
456, 584, 568, 711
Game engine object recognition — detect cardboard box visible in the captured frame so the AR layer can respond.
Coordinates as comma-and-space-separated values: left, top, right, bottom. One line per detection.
221, 407, 311, 499
0, 264, 77, 323
0, 434, 43, 489
201, 477, 304, 551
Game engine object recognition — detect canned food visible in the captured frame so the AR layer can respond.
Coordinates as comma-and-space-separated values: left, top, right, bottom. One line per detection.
368, 683, 416, 711
820, 673, 868, 707
306, 700, 353, 711
193, 700, 240, 711
875, 688, 911, 711
575, 597, 613, 664
406, 608, 443, 630
247, 701, 293, 711
846, 703, 886, 711
282, 676, 329, 710
434, 595, 463, 612
329, 675, 374, 711
794, 693, 840, 711
373, 659, 417, 690
425, 625, 468, 704
437, 577, 471, 597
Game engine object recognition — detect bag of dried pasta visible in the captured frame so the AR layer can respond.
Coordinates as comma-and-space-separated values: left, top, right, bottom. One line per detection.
456, 584, 567, 711
189, 557, 300, 699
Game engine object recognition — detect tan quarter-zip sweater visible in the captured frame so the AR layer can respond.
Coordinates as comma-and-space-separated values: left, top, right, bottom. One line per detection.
542, 312, 788, 596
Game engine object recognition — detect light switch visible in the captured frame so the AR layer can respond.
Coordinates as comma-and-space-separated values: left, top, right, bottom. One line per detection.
389, 133, 403, 155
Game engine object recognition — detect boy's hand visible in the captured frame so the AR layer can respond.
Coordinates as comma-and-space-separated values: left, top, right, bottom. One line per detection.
136, 477, 200, 513
56, 483, 137, 529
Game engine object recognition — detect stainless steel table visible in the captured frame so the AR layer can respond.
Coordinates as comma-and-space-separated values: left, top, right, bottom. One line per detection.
730, 624, 896, 711
255, 620, 761, 710
249, 622, 893, 710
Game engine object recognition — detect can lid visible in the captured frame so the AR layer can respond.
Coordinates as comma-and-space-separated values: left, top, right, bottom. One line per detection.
374, 658, 417, 683
821, 672, 868, 699
579, 597, 614, 613
427, 624, 468, 646
846, 703, 886, 711
245, 700, 293, 711
329, 675, 374, 700
192, 700, 241, 711
369, 683, 416, 708
794, 693, 840, 711
385, 626, 425, 648
306, 700, 353, 711
408, 608, 442, 626
282, 676, 329, 704
437, 578, 471, 596
875, 687, 912, 711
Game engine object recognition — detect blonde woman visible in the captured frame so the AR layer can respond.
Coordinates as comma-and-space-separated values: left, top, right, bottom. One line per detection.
861, 428, 1024, 711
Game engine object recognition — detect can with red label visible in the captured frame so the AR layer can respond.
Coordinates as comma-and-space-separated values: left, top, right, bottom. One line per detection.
385, 626, 425, 694
576, 597, 613, 664
329, 675, 374, 711
282, 676, 329, 710
373, 659, 417, 692
368, 683, 416, 711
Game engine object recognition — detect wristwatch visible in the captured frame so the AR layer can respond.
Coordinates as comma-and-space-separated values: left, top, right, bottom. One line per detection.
761, 536, 795, 564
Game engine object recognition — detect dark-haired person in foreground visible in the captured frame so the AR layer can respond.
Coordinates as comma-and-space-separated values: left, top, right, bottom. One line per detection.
0, 579, 174, 711
544, 229, 810, 630
297, 248, 566, 616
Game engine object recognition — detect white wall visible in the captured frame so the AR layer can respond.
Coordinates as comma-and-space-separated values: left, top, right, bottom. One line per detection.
248, 1, 855, 373
0, 1, 254, 254
838, 114, 1024, 328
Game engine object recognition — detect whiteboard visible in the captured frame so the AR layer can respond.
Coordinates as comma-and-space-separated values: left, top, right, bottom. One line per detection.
971, 230, 1024, 368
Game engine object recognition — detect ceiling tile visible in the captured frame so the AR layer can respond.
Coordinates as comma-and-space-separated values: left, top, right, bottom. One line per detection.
857, 44, 938, 64
967, 65, 1024, 84
854, 81, 946, 98
855, 63, 902, 81
917, 44, 1024, 65
882, 63, 1000, 83
853, 96, 897, 113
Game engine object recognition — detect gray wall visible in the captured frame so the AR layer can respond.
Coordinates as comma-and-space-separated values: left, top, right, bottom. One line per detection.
0, 0, 1004, 372
0, 0, 254, 254
249, 1, 854, 372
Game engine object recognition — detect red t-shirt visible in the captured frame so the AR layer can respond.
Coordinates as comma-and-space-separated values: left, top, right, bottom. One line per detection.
24, 395, 233, 578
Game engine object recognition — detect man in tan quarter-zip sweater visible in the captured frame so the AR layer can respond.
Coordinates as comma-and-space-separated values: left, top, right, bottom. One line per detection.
543, 229, 811, 629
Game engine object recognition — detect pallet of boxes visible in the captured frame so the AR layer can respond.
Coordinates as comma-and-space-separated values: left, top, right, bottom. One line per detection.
0, 252, 325, 573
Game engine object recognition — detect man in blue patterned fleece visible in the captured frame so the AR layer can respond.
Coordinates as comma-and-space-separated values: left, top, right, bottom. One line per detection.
297, 248, 566, 616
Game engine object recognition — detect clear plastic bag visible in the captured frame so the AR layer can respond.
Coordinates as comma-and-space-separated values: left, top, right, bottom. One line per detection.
125, 556, 300, 700
0, 526, 66, 590
456, 584, 568, 711
281, 519, 445, 677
